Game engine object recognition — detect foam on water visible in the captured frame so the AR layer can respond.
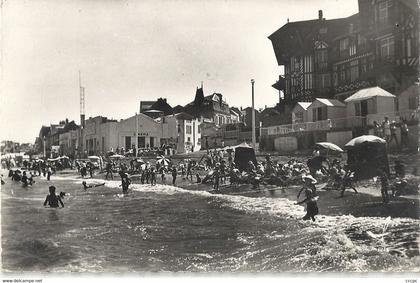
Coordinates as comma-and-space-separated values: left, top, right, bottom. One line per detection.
9, 173, 417, 272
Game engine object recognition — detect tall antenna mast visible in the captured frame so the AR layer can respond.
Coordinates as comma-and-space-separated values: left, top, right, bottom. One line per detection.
79, 70, 86, 128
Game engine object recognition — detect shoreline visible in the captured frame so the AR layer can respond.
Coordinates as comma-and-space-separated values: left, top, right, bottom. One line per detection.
48, 169, 420, 220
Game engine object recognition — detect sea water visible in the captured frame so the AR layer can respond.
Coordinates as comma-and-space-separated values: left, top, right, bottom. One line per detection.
1, 174, 419, 272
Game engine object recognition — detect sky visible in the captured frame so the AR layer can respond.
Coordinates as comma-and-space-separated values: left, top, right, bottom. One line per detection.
0, 0, 358, 143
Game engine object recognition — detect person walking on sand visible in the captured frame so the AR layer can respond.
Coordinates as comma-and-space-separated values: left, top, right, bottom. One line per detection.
43, 186, 64, 208
294, 188, 319, 222
171, 166, 177, 186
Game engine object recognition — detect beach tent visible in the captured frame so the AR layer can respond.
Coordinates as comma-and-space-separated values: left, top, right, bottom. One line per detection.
345, 135, 389, 179
234, 142, 257, 172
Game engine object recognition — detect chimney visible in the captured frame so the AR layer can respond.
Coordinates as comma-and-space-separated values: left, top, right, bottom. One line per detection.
318, 10, 323, 20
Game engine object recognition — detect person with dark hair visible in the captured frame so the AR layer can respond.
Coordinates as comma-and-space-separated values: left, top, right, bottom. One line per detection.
171, 166, 177, 186
105, 162, 114, 180
377, 168, 390, 203
196, 173, 201, 183
120, 171, 131, 193
43, 186, 64, 208
400, 119, 409, 149
213, 167, 220, 192
88, 164, 94, 178
21, 171, 28, 187
339, 166, 357, 197
47, 166, 52, 181
150, 167, 157, 186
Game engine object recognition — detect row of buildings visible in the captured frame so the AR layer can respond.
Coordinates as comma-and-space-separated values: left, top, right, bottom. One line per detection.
34, 87, 274, 158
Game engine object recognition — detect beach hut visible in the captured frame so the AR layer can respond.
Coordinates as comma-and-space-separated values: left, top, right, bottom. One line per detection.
344, 86, 396, 126
234, 142, 257, 172
345, 135, 389, 180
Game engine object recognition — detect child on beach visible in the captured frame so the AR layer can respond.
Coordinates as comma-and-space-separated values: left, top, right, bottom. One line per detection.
43, 186, 64, 208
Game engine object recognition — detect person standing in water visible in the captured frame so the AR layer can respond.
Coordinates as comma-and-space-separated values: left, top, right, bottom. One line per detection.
295, 188, 319, 221
47, 166, 52, 181
43, 186, 64, 208
171, 166, 177, 186
377, 168, 390, 203
150, 167, 157, 186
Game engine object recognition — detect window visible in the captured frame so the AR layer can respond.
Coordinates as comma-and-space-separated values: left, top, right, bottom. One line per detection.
409, 96, 417, 110
198, 126, 201, 133
350, 60, 359, 82
315, 50, 328, 70
378, 0, 392, 25
380, 36, 394, 59
355, 102, 361, 116
349, 43, 357, 56
407, 38, 412, 57
294, 112, 304, 123
339, 38, 349, 57
186, 125, 192, 134
187, 137, 191, 142
317, 74, 331, 88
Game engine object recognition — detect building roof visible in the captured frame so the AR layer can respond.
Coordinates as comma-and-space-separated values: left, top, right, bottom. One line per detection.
175, 112, 195, 121
296, 102, 312, 110
313, 98, 345, 107
344, 86, 395, 103
268, 13, 358, 65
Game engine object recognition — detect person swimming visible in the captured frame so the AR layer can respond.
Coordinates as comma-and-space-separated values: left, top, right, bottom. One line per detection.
82, 181, 105, 190
43, 186, 64, 208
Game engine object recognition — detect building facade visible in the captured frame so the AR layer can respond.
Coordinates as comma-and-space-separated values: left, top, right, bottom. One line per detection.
269, 0, 419, 106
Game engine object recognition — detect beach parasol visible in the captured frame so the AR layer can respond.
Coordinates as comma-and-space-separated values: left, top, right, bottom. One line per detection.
109, 154, 125, 159
345, 135, 386, 148
315, 142, 344, 153
156, 156, 170, 166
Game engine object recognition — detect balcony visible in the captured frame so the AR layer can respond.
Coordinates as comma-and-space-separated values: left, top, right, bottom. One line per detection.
260, 109, 418, 137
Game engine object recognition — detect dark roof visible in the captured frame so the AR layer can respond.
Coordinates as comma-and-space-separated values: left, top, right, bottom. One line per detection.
175, 112, 195, 121
173, 105, 184, 114
260, 107, 280, 117
149, 98, 173, 115
269, 14, 358, 65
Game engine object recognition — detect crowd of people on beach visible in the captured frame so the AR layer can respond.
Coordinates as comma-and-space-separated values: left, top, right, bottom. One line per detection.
372, 117, 410, 148
2, 144, 416, 222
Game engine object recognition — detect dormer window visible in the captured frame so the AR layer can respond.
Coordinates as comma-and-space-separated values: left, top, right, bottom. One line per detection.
378, 0, 392, 25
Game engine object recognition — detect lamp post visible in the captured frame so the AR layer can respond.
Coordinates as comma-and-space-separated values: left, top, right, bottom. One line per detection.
43, 136, 46, 159
135, 113, 139, 157
251, 79, 256, 150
